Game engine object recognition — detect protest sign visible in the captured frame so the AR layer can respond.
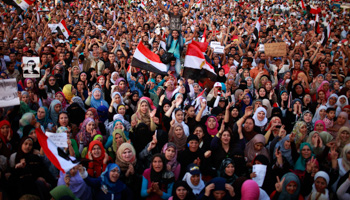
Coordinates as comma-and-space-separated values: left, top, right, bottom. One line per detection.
23, 57, 40, 78
210, 41, 221, 48
213, 46, 225, 54
45, 132, 68, 148
264, 42, 287, 57
0, 79, 20, 107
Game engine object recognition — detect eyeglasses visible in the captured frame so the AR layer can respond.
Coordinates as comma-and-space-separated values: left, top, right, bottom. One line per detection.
49, 79, 55, 81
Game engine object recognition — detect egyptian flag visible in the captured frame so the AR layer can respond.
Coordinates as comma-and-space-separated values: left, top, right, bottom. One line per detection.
321, 22, 331, 46
36, 128, 78, 173
139, 1, 148, 12
315, 14, 320, 34
57, 20, 71, 39
191, 40, 208, 53
3, 0, 35, 14
300, 0, 306, 9
307, 5, 321, 14
131, 41, 168, 74
252, 17, 261, 44
183, 43, 216, 80
231, 35, 239, 42
201, 27, 207, 43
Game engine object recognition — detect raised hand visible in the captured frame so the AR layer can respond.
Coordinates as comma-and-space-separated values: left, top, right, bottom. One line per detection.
275, 176, 285, 192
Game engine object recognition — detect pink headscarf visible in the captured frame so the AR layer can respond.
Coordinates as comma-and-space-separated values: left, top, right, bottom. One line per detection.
55, 91, 68, 109
317, 81, 331, 99
314, 120, 327, 131
241, 180, 260, 200
139, 96, 156, 110
205, 116, 219, 136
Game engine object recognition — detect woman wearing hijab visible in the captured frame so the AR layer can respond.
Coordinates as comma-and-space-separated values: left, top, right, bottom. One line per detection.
49, 100, 62, 126
272, 134, 294, 166
218, 158, 238, 185
270, 172, 303, 200
131, 98, 157, 131
169, 181, 196, 200
182, 163, 205, 196
18, 112, 37, 138
57, 165, 92, 200
336, 127, 350, 154
293, 142, 315, 172
62, 84, 76, 103
244, 134, 270, 163
67, 97, 86, 126
55, 91, 69, 111
336, 95, 349, 116
168, 123, 187, 152
317, 81, 331, 100
39, 74, 62, 103
141, 154, 174, 200
314, 120, 327, 132
0, 120, 14, 150
161, 143, 181, 180
198, 177, 235, 199
8, 137, 55, 199
85, 140, 109, 178
300, 110, 314, 133
109, 92, 125, 117
76, 118, 99, 147
252, 107, 268, 133
291, 83, 306, 100
35, 106, 52, 129
312, 105, 327, 124
86, 88, 109, 109
81, 163, 133, 199
306, 131, 333, 156
306, 171, 330, 200
330, 112, 350, 137
238, 92, 253, 117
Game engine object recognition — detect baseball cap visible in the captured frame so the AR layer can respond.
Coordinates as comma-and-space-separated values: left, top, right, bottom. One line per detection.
187, 164, 200, 175
214, 82, 222, 88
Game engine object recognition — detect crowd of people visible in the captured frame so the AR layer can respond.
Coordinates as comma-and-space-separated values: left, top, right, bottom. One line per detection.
1, 0, 350, 199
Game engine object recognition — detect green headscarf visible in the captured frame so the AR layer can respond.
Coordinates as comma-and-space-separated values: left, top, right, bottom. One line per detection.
50, 185, 79, 200
294, 142, 315, 171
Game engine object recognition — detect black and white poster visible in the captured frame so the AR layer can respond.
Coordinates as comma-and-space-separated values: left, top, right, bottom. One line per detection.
23, 57, 40, 78
0, 79, 20, 107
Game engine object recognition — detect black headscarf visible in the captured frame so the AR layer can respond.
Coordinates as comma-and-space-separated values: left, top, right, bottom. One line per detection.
219, 158, 237, 185
15, 136, 34, 164
172, 181, 196, 200
67, 103, 86, 126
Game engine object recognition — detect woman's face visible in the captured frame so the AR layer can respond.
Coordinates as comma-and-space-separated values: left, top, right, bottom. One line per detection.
286, 181, 298, 194
26, 79, 33, 88
109, 167, 120, 183
186, 107, 196, 118
115, 134, 124, 145
284, 140, 291, 149
243, 70, 250, 77
315, 177, 327, 193
225, 163, 235, 176
193, 85, 200, 93
93, 90, 101, 100
301, 145, 312, 158
80, 73, 87, 81
295, 85, 303, 95
152, 156, 163, 172
73, 67, 79, 75
208, 117, 217, 129
340, 131, 350, 142
259, 88, 266, 97
112, 73, 118, 81
59, 113, 69, 126
329, 97, 336, 105
246, 78, 252, 86
334, 82, 340, 90
54, 104, 62, 113
221, 131, 231, 145
319, 109, 326, 118
281, 92, 288, 101
140, 102, 149, 114
317, 75, 324, 83
56, 93, 64, 103
113, 94, 121, 104
254, 142, 263, 151
121, 148, 133, 162
86, 121, 95, 133
323, 83, 329, 91
165, 147, 176, 161
265, 82, 272, 91
304, 113, 312, 123
21, 139, 33, 153
77, 81, 84, 90
300, 125, 308, 135
114, 122, 123, 130
315, 123, 324, 132
175, 110, 184, 122
304, 95, 311, 104
213, 190, 226, 200
98, 77, 105, 85
340, 97, 346, 105
190, 174, 200, 186
244, 119, 254, 132
175, 186, 188, 200
243, 95, 251, 105
193, 127, 204, 140
118, 106, 126, 115
188, 140, 199, 152
48, 77, 56, 86
318, 91, 325, 100
257, 111, 265, 121
337, 115, 347, 125
85, 111, 94, 119
91, 144, 102, 158
231, 108, 239, 118
0, 124, 10, 137
119, 81, 126, 90
21, 94, 29, 104
174, 126, 184, 138
163, 104, 170, 113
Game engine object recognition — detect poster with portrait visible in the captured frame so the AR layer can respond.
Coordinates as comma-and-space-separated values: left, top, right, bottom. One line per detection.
23, 57, 40, 78
0, 79, 20, 107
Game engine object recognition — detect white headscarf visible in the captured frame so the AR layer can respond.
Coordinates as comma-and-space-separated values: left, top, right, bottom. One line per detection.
312, 105, 327, 123
111, 92, 124, 111
182, 172, 205, 195
171, 109, 190, 137
252, 107, 268, 127
336, 95, 349, 116
110, 72, 119, 85
309, 171, 330, 200
326, 93, 338, 108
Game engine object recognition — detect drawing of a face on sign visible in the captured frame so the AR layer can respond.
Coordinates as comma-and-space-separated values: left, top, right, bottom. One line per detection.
24, 60, 39, 75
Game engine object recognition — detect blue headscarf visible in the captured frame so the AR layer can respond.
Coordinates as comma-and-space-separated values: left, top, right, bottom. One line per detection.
294, 142, 315, 171
278, 172, 301, 200
91, 88, 109, 109
100, 163, 126, 194
36, 107, 52, 129
274, 135, 293, 166
241, 92, 253, 113
49, 100, 62, 125
97, 105, 108, 123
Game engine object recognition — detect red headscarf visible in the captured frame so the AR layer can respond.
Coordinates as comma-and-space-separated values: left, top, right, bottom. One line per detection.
0, 120, 13, 143
55, 91, 68, 108
86, 140, 107, 178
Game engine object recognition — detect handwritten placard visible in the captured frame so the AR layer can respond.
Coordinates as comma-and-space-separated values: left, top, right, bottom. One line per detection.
264, 42, 287, 57
46, 132, 68, 148
0, 79, 20, 107
213, 46, 225, 54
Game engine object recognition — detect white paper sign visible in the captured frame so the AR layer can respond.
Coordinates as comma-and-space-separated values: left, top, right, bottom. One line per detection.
252, 164, 267, 187
46, 132, 68, 148
259, 44, 265, 52
210, 41, 221, 48
0, 79, 20, 107
213, 46, 225, 54
23, 57, 40, 78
